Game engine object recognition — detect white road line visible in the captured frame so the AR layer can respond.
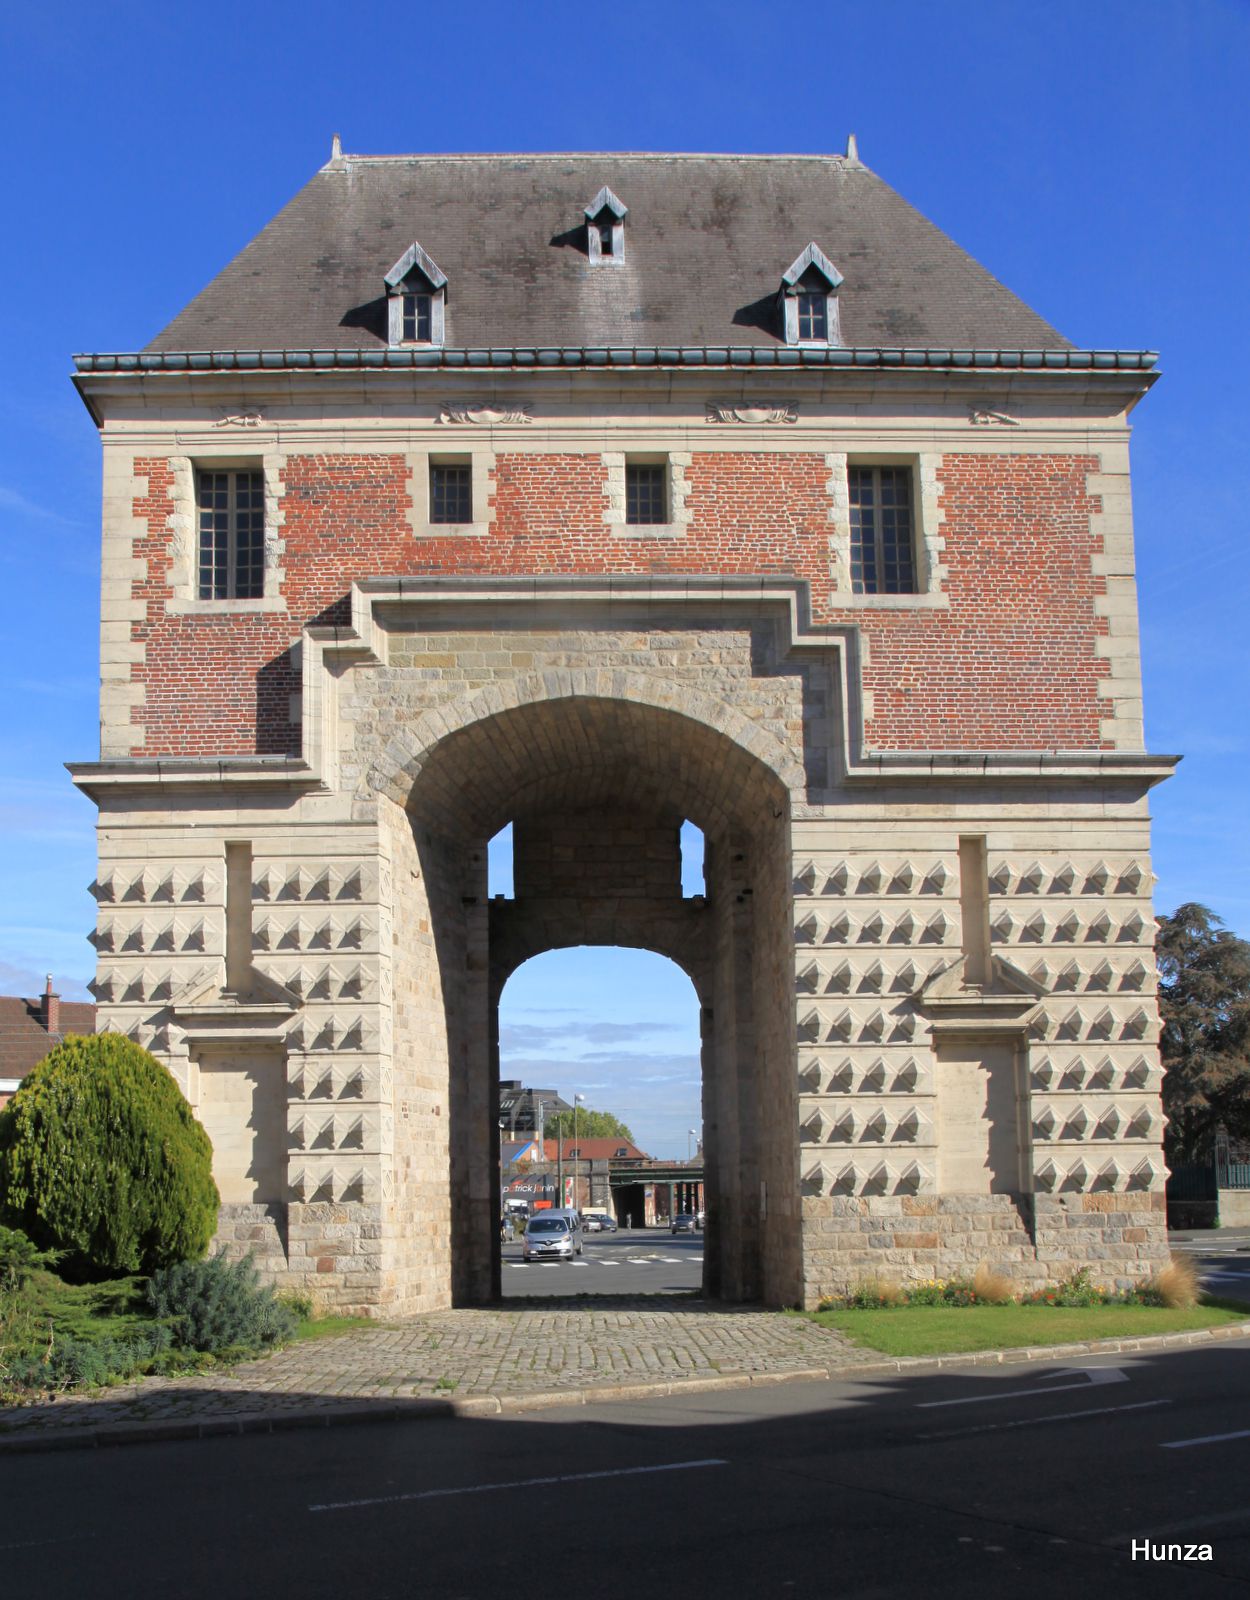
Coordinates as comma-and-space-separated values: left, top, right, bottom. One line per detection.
917, 1366, 1126, 1408
1161, 1427, 1250, 1450
1109, 1505, 1250, 1545
918, 1399, 1167, 1441
309, 1457, 729, 1513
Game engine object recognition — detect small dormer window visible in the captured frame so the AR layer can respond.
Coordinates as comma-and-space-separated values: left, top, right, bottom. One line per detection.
385, 240, 448, 348
585, 185, 627, 264
780, 242, 843, 347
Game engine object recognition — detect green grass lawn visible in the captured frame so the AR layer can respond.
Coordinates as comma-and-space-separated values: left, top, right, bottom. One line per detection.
292, 1313, 376, 1342
798, 1302, 1246, 1358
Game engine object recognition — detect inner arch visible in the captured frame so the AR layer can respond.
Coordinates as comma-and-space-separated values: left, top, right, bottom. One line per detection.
380, 690, 799, 1308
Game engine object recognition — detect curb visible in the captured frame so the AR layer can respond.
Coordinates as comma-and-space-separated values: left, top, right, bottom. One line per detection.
3, 1319, 1248, 1455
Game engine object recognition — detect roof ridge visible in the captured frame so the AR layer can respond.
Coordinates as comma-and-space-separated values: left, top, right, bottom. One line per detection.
324, 150, 852, 165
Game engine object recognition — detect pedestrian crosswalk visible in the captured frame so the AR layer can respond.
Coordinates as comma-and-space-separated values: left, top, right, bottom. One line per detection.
505, 1253, 703, 1270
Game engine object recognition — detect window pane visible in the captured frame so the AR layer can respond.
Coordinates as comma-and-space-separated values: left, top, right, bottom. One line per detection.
233, 471, 265, 598
849, 466, 915, 594
626, 463, 666, 524
430, 463, 472, 523
798, 293, 827, 340
196, 468, 265, 600
403, 293, 431, 342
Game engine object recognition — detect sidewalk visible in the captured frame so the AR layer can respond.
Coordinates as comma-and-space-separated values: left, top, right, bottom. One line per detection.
0, 1296, 875, 1449
4, 1293, 1247, 1454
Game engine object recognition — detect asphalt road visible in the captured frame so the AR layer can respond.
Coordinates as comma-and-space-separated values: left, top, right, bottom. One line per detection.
501, 1226, 704, 1297
1173, 1233, 1250, 1307
6, 1341, 1250, 1597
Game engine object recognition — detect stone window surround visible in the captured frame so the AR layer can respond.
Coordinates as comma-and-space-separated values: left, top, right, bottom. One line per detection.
603, 450, 692, 539
406, 447, 495, 539
163, 452, 288, 615
826, 450, 948, 609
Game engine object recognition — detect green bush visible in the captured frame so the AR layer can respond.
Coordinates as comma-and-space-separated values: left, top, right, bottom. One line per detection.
0, 1034, 219, 1278
0, 1224, 61, 1292
146, 1252, 298, 1355
8, 1323, 172, 1392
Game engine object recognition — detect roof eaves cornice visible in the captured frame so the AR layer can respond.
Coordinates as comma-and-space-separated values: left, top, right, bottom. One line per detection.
73, 347, 1159, 374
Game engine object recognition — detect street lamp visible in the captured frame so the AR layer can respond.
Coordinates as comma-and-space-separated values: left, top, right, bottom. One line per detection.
498, 1117, 508, 1246
573, 1093, 585, 1209
687, 1127, 697, 1161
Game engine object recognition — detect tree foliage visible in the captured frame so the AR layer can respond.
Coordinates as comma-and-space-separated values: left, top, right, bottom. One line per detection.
1157, 904, 1250, 1161
544, 1107, 635, 1143
0, 1034, 220, 1279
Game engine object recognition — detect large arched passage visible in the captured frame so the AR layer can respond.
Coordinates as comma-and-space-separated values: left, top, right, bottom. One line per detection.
375, 687, 800, 1308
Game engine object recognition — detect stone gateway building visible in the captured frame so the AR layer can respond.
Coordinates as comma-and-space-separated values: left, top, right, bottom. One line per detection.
70, 145, 1175, 1314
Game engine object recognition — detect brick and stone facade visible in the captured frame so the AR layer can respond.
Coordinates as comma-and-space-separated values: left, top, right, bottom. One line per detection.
71, 149, 1173, 1311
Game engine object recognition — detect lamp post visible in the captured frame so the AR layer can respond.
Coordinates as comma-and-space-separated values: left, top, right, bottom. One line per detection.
687, 1127, 697, 1161
498, 1117, 508, 1246
573, 1093, 585, 1209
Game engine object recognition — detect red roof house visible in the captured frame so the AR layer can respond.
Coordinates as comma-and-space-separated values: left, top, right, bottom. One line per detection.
0, 978, 96, 1107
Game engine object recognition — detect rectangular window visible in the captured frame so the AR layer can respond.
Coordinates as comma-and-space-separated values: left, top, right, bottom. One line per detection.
625, 462, 667, 525
196, 469, 264, 600
430, 462, 473, 523
849, 465, 916, 594
797, 292, 828, 341
402, 293, 432, 342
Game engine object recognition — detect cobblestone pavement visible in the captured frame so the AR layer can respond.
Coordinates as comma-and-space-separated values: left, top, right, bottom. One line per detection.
0, 1296, 876, 1444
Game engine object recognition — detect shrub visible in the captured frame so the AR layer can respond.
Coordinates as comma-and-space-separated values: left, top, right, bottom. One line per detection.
8, 1323, 172, 1393
0, 1034, 219, 1279
971, 1263, 1015, 1305
845, 1275, 905, 1309
0, 1225, 61, 1292
146, 1252, 298, 1355
1147, 1255, 1201, 1310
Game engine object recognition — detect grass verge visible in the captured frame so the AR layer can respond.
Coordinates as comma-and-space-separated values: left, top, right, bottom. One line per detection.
796, 1302, 1246, 1358
292, 1313, 376, 1342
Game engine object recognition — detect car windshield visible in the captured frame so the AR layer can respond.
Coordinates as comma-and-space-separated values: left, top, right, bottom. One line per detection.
528, 1217, 567, 1234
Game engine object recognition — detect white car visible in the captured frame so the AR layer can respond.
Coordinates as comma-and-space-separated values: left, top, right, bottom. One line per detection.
522, 1215, 582, 1261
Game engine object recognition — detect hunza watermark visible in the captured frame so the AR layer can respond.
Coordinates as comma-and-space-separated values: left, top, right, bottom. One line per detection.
1131, 1541, 1213, 1562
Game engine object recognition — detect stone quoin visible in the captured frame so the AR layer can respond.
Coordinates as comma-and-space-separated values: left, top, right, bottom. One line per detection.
69, 145, 1175, 1313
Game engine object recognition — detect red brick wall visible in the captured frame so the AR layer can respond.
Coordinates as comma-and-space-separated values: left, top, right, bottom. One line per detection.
125, 450, 1107, 757
841, 454, 1106, 750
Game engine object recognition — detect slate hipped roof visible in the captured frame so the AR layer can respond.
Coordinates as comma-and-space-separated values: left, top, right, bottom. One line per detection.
147, 151, 1071, 354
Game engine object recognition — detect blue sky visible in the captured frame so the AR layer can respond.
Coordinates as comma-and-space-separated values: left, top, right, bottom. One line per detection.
0, 1, 1245, 1157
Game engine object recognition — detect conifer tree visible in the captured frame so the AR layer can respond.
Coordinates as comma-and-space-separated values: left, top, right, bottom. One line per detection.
0, 1033, 219, 1277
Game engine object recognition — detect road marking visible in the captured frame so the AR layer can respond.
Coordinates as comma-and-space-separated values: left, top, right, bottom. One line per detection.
1161, 1427, 1250, 1450
1109, 1504, 1250, 1545
916, 1365, 1127, 1409
918, 1398, 1166, 1441
309, 1457, 729, 1513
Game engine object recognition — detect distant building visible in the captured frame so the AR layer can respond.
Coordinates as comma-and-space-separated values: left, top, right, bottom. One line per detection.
499, 1080, 570, 1137
0, 977, 96, 1108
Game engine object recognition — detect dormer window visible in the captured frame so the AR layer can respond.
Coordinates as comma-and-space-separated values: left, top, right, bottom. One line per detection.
780, 242, 843, 346
585, 186, 627, 264
385, 240, 448, 348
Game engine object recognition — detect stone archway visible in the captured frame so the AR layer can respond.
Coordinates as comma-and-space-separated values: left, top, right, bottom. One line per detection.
372, 680, 800, 1308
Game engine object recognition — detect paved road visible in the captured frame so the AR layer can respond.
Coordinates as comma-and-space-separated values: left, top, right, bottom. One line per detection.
5, 1342, 1250, 1596
501, 1227, 704, 1296
1170, 1233, 1250, 1306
